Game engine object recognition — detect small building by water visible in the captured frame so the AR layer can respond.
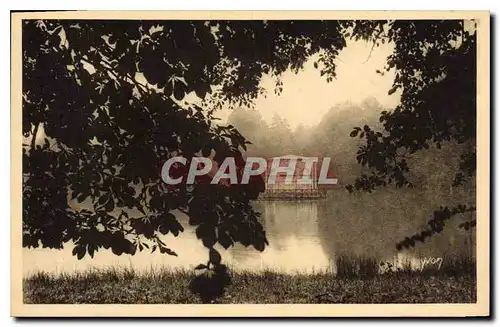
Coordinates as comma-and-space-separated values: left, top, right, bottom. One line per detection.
259, 155, 338, 200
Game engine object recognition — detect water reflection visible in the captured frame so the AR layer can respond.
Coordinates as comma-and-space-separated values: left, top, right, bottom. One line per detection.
23, 190, 475, 276
228, 201, 330, 273
317, 188, 476, 270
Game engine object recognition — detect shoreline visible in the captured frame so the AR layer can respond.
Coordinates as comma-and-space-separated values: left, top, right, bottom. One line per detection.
24, 266, 476, 304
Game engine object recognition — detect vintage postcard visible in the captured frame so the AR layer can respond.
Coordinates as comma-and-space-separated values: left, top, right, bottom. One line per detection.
11, 10, 490, 317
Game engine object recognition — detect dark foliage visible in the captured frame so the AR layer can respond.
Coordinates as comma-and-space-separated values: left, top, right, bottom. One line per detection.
22, 20, 347, 261
396, 205, 476, 250
22, 19, 477, 267
189, 255, 232, 303
345, 20, 477, 247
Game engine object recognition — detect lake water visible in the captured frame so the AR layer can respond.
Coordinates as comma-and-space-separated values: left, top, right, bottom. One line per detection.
23, 190, 476, 276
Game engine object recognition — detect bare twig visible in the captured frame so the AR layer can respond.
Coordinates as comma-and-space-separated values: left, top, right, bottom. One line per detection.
31, 123, 39, 149
362, 41, 376, 64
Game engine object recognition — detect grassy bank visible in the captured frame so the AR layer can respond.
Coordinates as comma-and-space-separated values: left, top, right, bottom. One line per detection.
24, 258, 476, 304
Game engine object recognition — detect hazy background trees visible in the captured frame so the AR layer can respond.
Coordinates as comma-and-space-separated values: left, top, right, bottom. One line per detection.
22, 19, 477, 264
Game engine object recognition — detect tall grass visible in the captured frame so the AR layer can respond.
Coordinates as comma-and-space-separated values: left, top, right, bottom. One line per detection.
335, 255, 379, 278
334, 253, 475, 279
24, 254, 476, 304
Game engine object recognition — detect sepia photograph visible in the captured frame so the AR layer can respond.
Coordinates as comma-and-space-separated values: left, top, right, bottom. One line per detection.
10, 10, 490, 317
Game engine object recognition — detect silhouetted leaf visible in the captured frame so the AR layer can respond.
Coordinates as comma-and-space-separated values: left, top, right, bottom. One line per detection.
194, 263, 208, 270
209, 248, 221, 265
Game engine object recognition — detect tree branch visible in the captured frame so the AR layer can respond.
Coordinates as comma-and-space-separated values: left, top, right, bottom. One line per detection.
31, 123, 39, 149
362, 41, 376, 64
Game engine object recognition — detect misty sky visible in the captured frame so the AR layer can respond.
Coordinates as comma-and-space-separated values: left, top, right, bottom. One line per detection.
203, 39, 402, 129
